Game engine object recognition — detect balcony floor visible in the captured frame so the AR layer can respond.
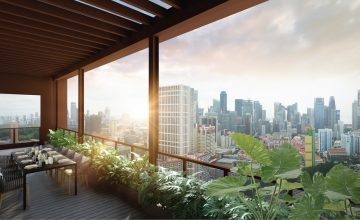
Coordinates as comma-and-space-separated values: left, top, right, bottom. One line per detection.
0, 150, 147, 219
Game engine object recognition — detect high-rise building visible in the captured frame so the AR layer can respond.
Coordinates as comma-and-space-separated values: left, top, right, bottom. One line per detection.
314, 98, 325, 131
235, 99, 244, 117
209, 99, 220, 114
159, 85, 198, 155
70, 102, 78, 127
220, 91, 227, 113
194, 125, 216, 155
307, 108, 315, 128
328, 96, 337, 130
358, 90, 360, 130
319, 128, 332, 152
352, 100, 358, 130
242, 100, 254, 116
350, 131, 360, 155
273, 102, 286, 132
341, 134, 351, 156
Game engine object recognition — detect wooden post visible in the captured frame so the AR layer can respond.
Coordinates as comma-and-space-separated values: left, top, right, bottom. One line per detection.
78, 69, 85, 144
148, 36, 159, 165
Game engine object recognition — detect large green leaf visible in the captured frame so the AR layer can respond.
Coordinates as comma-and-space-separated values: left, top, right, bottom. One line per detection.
261, 144, 301, 182
301, 172, 326, 198
280, 179, 303, 191
206, 176, 259, 197
231, 133, 271, 165
289, 194, 324, 220
325, 164, 360, 204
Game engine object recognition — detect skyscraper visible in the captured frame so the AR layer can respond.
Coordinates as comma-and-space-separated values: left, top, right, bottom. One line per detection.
159, 85, 198, 155
358, 90, 360, 130
319, 128, 332, 152
235, 99, 244, 117
353, 100, 358, 130
220, 91, 227, 113
314, 98, 325, 131
70, 102, 78, 126
328, 96, 337, 130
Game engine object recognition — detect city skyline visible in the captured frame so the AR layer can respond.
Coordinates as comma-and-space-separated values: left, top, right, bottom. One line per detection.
66, 0, 359, 124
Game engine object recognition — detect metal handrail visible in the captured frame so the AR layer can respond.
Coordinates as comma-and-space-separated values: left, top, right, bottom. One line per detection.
58, 127, 231, 176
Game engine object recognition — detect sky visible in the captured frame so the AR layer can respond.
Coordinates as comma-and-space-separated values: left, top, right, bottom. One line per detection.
0, 94, 40, 117
66, 0, 360, 123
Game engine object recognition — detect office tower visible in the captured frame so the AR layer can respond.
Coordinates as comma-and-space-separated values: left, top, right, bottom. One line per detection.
159, 85, 197, 155
314, 98, 325, 131
209, 99, 220, 114
242, 100, 254, 116
341, 134, 351, 156
328, 96, 337, 130
70, 102, 78, 126
304, 135, 313, 167
218, 111, 236, 131
262, 110, 266, 121
334, 121, 344, 140
353, 101, 358, 130
324, 106, 330, 128
244, 114, 253, 135
194, 125, 216, 155
274, 102, 286, 132
358, 90, 360, 130
307, 108, 315, 128
319, 128, 333, 152
235, 99, 244, 117
287, 103, 298, 124
350, 131, 360, 155
220, 91, 227, 113
253, 101, 263, 135
336, 110, 340, 122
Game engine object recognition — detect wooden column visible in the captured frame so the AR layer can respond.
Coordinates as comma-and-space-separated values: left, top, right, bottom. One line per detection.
56, 79, 68, 129
148, 36, 159, 164
78, 69, 85, 144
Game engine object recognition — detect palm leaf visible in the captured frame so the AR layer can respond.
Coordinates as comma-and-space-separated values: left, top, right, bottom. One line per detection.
206, 176, 259, 197
231, 133, 271, 165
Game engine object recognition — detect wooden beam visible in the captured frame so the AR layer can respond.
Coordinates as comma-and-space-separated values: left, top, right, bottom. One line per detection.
0, 20, 104, 50
148, 36, 159, 165
1, 0, 130, 37
80, 0, 153, 25
121, 0, 168, 18
39, 0, 140, 31
0, 38, 91, 58
0, 12, 113, 46
78, 69, 85, 144
161, 0, 182, 9
0, 49, 77, 62
0, 31, 97, 54
0, 40, 88, 59
0, 2, 121, 41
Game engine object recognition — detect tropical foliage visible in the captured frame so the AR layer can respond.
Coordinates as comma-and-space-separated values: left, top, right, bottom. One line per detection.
48, 130, 360, 219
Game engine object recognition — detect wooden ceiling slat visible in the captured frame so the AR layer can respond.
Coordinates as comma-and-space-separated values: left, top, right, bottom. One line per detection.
0, 44, 79, 62
0, 28, 98, 54
161, 0, 182, 9
2, 0, 130, 37
39, 0, 140, 31
0, 56, 69, 66
0, 13, 111, 47
0, 2, 121, 41
80, 0, 153, 25
0, 37, 91, 57
0, 65, 64, 74
0, 19, 104, 50
121, 0, 168, 18
0, 50, 77, 63
0, 42, 86, 59
0, 60, 65, 69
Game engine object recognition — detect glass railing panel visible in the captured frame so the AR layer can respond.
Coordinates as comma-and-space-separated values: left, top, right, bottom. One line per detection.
18, 127, 40, 143
0, 128, 12, 145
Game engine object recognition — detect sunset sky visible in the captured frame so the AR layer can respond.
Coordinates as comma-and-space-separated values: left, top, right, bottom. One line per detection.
5, 0, 358, 123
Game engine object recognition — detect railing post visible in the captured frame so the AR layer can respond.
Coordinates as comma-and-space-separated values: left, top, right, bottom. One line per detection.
131, 146, 134, 160
182, 159, 187, 176
148, 36, 159, 165
12, 128, 16, 144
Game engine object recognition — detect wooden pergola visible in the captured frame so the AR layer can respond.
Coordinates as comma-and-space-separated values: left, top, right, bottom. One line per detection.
0, 0, 266, 163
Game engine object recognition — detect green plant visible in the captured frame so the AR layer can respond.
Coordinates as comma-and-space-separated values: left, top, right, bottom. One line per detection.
207, 133, 302, 220
47, 129, 76, 148
289, 164, 360, 220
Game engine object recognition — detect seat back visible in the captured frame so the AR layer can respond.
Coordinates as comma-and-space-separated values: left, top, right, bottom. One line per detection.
60, 147, 69, 155
73, 153, 82, 164
66, 149, 75, 159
